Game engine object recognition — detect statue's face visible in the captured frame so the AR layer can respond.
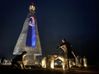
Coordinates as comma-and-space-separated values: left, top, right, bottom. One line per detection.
29, 5, 35, 12
62, 40, 65, 43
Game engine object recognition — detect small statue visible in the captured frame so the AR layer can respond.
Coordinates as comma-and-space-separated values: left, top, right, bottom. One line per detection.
83, 56, 87, 68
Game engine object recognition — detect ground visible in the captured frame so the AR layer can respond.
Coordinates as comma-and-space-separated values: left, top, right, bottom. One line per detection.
0, 65, 99, 74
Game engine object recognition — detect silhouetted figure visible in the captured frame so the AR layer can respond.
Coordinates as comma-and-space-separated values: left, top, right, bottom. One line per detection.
58, 38, 73, 69
12, 51, 27, 69
1, 57, 5, 63
58, 39, 72, 58
0, 57, 5, 65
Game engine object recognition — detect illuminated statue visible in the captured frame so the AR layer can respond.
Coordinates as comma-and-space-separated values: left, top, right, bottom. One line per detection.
83, 56, 87, 68
13, 3, 42, 66
41, 57, 47, 68
58, 39, 71, 69
58, 39, 71, 59
41, 55, 67, 70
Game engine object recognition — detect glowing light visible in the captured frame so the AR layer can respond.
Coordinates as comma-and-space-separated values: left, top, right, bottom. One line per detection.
69, 60, 72, 68
41, 57, 46, 68
22, 55, 28, 66
23, 60, 28, 66
83, 57, 87, 68
57, 56, 65, 70
62, 62, 65, 70
50, 55, 66, 70
50, 59, 54, 69
84, 64, 87, 67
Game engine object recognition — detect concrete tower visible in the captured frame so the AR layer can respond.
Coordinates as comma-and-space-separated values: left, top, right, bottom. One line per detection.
13, 3, 42, 65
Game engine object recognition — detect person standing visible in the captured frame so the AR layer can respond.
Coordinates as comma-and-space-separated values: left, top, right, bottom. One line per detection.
58, 38, 71, 69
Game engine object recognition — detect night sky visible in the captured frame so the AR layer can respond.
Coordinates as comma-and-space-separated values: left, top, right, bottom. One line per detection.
0, 0, 97, 66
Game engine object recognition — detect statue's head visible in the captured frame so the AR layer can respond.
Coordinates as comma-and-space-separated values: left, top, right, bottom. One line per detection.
22, 51, 27, 55
29, 3, 36, 13
61, 38, 66, 43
